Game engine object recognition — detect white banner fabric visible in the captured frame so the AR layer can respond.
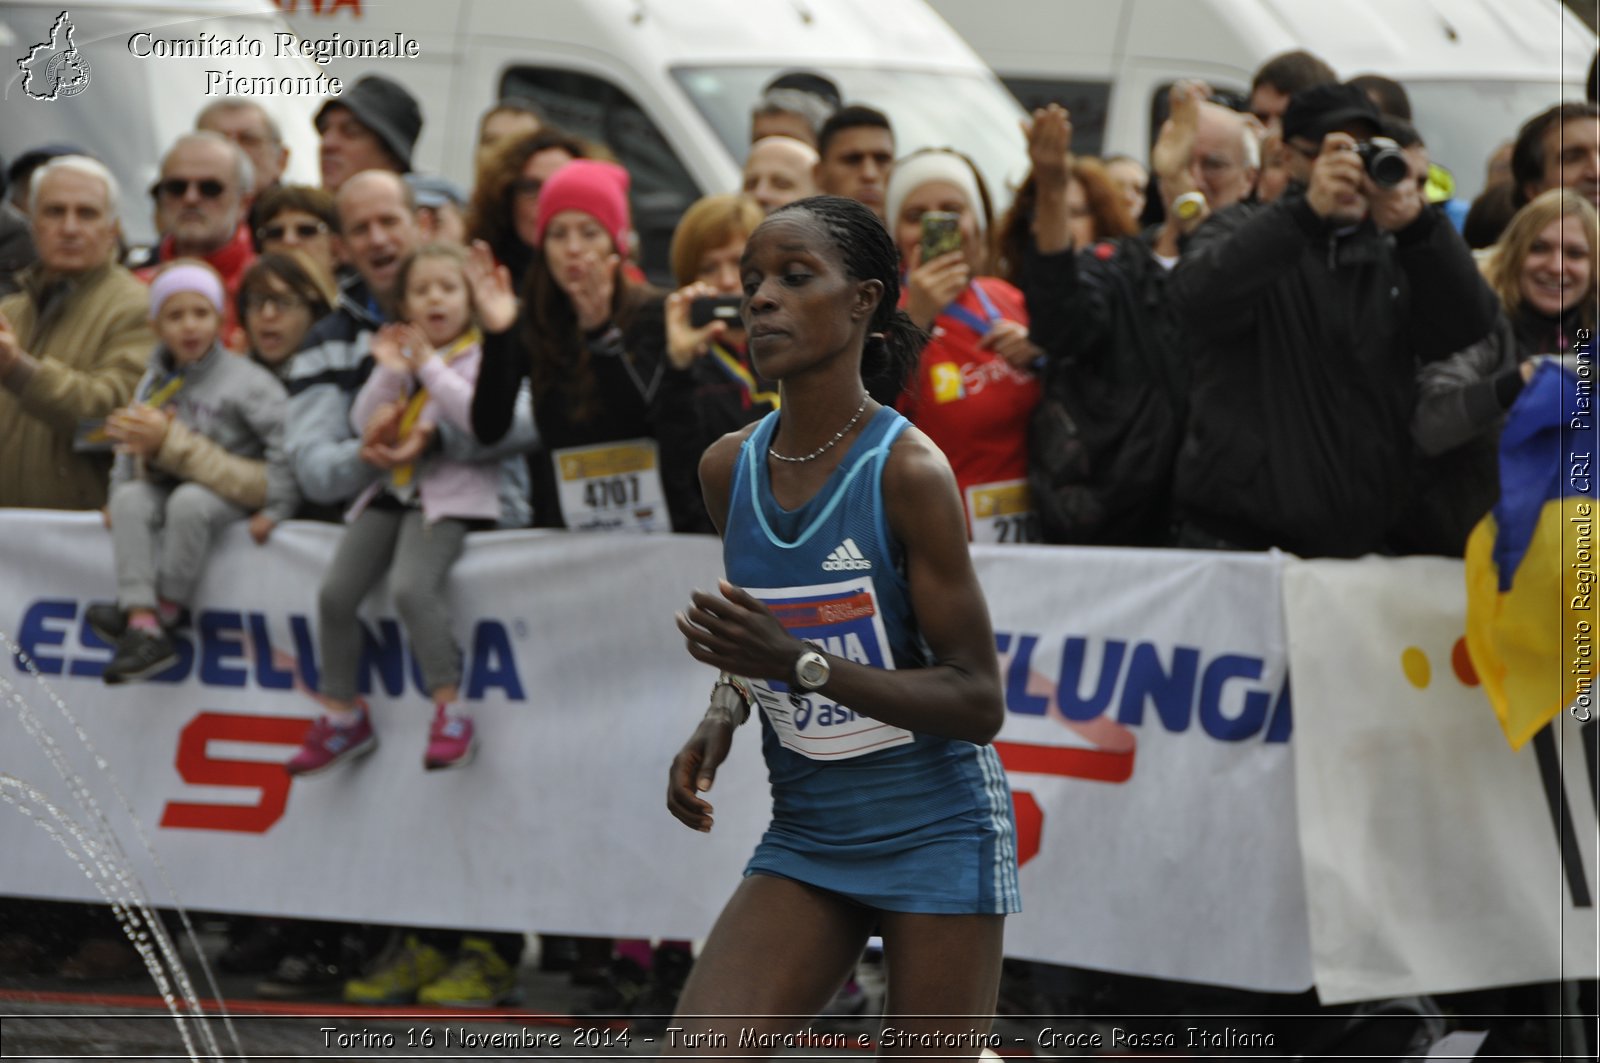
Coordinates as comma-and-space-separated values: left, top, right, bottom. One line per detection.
1, 510, 1459, 997
1283, 556, 1599, 1004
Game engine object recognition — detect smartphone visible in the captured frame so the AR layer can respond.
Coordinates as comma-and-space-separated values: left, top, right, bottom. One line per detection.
689, 294, 743, 328
920, 211, 962, 262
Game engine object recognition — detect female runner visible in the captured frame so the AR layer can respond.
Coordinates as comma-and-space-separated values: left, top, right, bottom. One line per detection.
668, 195, 1019, 1053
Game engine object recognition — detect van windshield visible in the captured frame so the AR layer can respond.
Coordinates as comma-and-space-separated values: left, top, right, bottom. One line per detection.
1406, 80, 1577, 201
673, 66, 1029, 210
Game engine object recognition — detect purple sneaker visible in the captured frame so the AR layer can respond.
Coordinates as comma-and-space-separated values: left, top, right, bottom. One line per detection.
286, 706, 377, 776
424, 707, 475, 771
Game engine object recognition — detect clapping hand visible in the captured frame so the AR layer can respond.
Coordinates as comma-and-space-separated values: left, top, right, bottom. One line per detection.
465, 241, 518, 333
370, 322, 430, 375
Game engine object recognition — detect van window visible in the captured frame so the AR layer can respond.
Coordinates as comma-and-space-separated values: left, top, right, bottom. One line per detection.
500, 66, 700, 283
998, 79, 1110, 158
1404, 81, 1573, 201
673, 65, 1029, 207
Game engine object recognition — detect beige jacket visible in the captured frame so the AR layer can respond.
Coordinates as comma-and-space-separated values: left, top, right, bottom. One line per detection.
0, 261, 152, 509
149, 419, 269, 510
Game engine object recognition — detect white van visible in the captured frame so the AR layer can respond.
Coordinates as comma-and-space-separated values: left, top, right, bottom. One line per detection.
0, 0, 324, 245
272, 0, 1029, 278
928, 0, 1596, 200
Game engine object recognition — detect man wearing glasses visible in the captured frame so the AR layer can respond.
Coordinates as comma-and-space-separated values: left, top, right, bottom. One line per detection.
136, 132, 256, 350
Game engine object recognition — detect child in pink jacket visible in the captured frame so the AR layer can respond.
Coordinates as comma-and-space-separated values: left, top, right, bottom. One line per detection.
288, 243, 519, 775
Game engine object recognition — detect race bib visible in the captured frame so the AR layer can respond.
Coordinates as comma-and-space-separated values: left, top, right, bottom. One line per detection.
553, 439, 668, 533
966, 478, 1039, 544
744, 577, 916, 761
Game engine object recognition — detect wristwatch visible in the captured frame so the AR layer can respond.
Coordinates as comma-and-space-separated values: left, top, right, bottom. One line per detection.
792, 649, 830, 691
1172, 191, 1208, 223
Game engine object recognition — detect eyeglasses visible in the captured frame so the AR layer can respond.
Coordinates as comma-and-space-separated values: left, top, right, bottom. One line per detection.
243, 292, 308, 314
151, 177, 228, 200
511, 177, 544, 198
258, 221, 329, 242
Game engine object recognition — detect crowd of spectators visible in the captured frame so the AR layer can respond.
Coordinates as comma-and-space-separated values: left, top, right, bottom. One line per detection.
0, 43, 1595, 1050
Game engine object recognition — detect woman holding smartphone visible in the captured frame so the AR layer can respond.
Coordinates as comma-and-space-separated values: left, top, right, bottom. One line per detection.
890, 148, 1044, 545
667, 194, 1017, 1047
661, 194, 781, 533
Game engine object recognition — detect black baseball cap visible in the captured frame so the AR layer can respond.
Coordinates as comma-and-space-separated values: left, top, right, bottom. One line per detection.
1281, 83, 1382, 143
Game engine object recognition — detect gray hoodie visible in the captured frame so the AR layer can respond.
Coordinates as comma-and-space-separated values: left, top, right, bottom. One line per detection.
111, 341, 298, 520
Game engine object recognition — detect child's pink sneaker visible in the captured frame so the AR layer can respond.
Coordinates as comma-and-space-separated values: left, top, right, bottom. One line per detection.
424, 707, 475, 771
286, 704, 377, 776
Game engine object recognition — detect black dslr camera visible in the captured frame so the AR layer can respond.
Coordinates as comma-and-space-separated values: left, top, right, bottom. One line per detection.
1353, 137, 1410, 188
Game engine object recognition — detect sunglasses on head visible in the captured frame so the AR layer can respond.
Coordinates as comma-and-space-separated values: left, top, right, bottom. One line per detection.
151, 177, 227, 200
259, 221, 328, 242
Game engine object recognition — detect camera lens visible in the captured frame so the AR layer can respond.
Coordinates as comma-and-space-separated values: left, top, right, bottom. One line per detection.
1356, 138, 1410, 189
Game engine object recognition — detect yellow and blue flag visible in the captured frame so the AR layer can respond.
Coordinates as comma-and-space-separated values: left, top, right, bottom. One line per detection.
1465, 358, 1596, 749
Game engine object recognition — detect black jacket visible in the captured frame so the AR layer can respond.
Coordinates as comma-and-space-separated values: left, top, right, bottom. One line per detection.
1024, 231, 1187, 546
1166, 193, 1497, 558
472, 294, 706, 532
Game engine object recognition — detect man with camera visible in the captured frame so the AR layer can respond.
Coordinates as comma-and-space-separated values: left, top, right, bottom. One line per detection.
1166, 83, 1497, 558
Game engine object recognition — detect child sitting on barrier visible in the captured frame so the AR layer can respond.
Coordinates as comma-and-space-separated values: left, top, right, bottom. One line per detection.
287, 242, 525, 776
92, 260, 296, 684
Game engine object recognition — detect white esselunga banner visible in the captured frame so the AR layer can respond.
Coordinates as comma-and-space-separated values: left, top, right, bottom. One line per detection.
0, 512, 1588, 1000
0, 514, 1307, 993
980, 544, 1308, 993
1283, 557, 1599, 1005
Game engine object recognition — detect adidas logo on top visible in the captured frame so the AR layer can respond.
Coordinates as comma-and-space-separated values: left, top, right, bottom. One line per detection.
822, 537, 872, 571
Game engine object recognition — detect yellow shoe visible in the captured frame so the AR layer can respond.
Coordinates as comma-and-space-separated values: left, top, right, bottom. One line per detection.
343, 935, 449, 1004
417, 937, 519, 1008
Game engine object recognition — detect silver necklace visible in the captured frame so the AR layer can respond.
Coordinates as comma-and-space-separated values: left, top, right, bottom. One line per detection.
768, 395, 869, 463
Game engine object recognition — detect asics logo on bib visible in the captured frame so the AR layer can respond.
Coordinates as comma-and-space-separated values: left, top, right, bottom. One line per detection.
821, 538, 872, 572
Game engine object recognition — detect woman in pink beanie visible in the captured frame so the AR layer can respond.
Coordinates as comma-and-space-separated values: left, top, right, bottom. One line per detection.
465, 157, 705, 535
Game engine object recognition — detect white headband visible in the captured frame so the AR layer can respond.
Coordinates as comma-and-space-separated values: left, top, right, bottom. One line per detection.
884, 150, 987, 245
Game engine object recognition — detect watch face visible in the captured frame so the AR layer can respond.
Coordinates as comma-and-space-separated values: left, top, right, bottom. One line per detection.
797, 653, 829, 688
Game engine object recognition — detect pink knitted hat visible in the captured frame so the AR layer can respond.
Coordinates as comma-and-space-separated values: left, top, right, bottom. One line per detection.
534, 159, 632, 252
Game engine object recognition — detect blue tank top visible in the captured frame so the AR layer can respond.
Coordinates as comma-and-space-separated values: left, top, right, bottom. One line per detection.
725, 406, 1011, 851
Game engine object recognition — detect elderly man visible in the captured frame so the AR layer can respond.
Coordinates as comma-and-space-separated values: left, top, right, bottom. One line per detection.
741, 136, 819, 213
196, 97, 289, 195
137, 132, 256, 347
0, 156, 151, 509
315, 75, 422, 192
